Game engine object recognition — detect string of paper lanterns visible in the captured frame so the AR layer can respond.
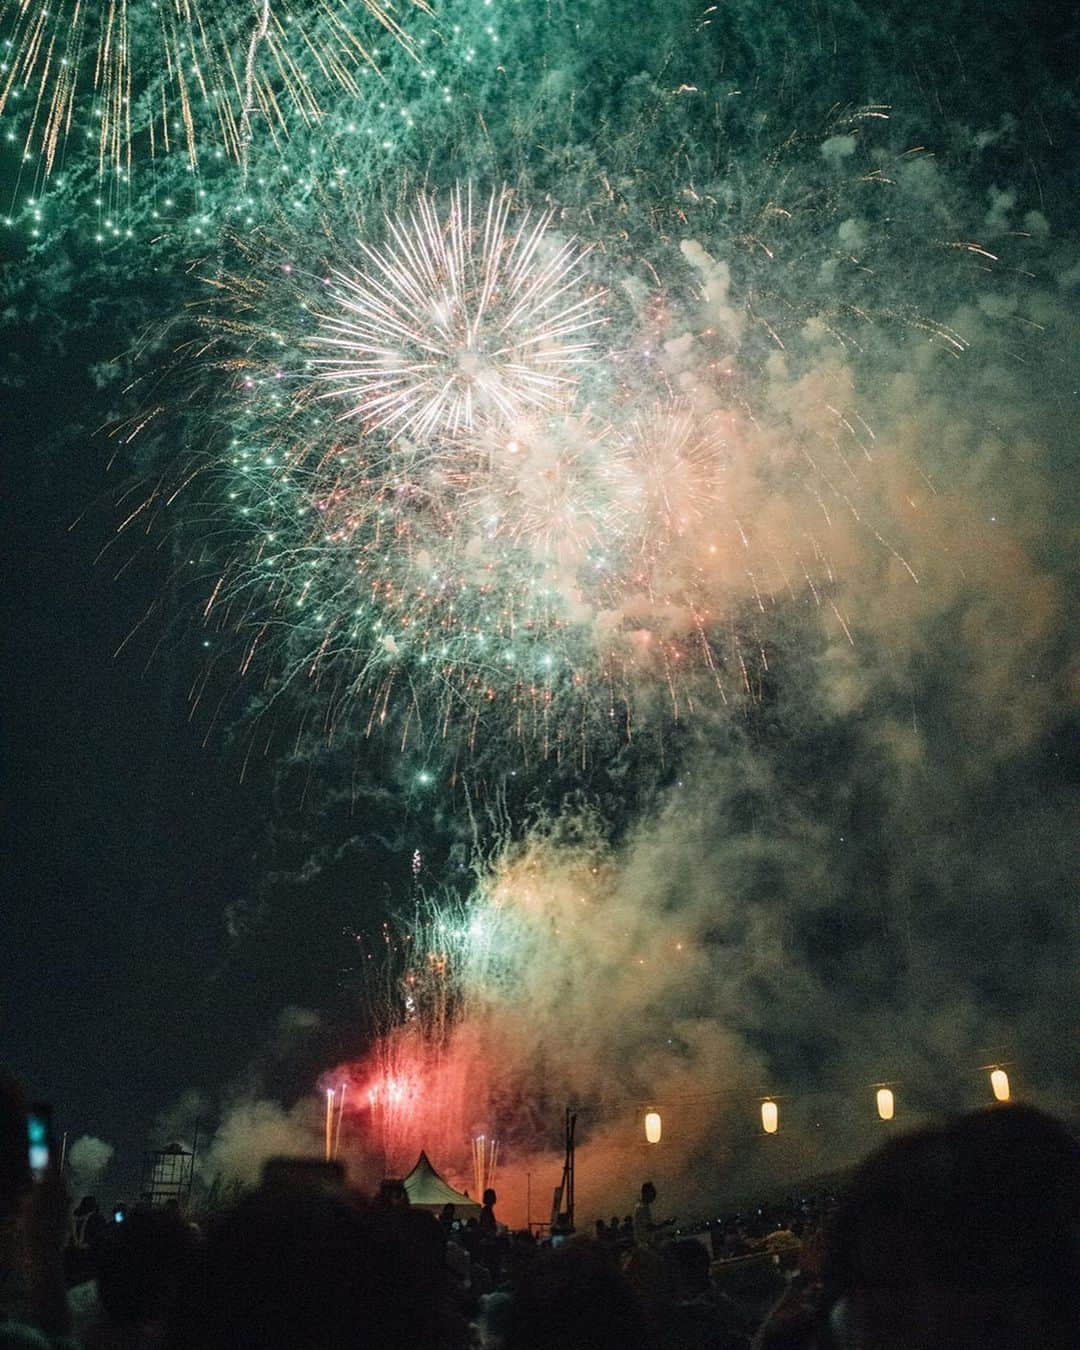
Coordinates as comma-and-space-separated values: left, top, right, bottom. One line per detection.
642, 1065, 1012, 1141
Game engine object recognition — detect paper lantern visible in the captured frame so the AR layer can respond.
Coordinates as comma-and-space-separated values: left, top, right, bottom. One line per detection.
876, 1087, 895, 1121
990, 1068, 1010, 1102
761, 1099, 779, 1134
644, 1110, 662, 1144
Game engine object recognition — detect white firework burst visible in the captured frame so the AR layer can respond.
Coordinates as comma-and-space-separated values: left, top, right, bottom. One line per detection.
311, 186, 605, 441
623, 401, 730, 550
463, 411, 634, 566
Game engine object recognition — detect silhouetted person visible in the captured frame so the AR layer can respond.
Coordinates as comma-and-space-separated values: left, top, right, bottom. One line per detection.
73, 1195, 108, 1252
0, 1068, 71, 1343
813, 1103, 1080, 1350
82, 1206, 200, 1348
170, 1186, 445, 1350
633, 1181, 672, 1248
663, 1238, 750, 1350
374, 1178, 410, 1210
479, 1187, 497, 1234
440, 1201, 456, 1234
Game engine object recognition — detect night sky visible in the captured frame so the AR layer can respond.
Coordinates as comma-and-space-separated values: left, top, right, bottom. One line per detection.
2, 1, 1077, 1209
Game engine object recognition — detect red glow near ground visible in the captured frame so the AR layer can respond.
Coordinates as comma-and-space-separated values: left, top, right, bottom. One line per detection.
323, 1023, 495, 1184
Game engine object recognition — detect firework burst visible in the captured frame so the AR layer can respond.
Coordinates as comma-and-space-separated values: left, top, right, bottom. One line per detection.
623, 402, 729, 551
312, 186, 605, 441
142, 120, 962, 755
171, 203, 788, 749
461, 410, 632, 567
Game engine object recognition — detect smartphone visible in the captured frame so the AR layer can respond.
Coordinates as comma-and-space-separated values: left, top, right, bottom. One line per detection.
261, 1157, 345, 1193
27, 1103, 52, 1181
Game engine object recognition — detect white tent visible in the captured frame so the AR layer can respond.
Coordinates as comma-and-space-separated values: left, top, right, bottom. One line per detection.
402, 1151, 481, 1216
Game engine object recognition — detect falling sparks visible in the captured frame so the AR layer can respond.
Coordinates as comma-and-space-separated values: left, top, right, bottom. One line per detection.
0, 0, 432, 177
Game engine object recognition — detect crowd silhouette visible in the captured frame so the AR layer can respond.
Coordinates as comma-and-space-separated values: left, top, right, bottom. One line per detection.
2, 1068, 1077, 1350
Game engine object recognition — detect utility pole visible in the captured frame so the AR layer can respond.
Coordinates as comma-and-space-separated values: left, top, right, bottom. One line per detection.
559, 1106, 577, 1233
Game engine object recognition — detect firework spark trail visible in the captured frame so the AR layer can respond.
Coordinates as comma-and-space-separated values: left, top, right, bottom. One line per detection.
312, 186, 605, 441
0, 0, 431, 177
239, 0, 273, 180
623, 403, 728, 549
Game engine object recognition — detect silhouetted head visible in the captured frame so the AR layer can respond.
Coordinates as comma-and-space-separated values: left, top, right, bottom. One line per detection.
640, 1181, 656, 1205
664, 1238, 711, 1296
483, 1187, 497, 1207
175, 1187, 443, 1350
97, 1207, 199, 1331
823, 1103, 1080, 1350
374, 1177, 410, 1209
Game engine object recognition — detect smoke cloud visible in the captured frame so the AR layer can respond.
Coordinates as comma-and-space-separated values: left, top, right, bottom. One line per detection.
66, 1135, 115, 1193
21, 0, 1068, 1223
315, 177, 1077, 1219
